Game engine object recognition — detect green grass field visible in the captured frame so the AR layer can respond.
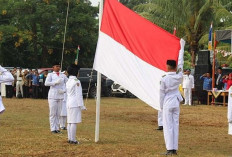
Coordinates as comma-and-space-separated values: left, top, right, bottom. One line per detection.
0, 97, 232, 157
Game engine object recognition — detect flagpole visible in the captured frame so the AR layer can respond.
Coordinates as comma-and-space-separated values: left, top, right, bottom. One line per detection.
95, 0, 104, 143
60, 0, 70, 71
212, 32, 216, 106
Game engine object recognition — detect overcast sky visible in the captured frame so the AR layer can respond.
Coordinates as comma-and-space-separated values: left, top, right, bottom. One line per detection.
89, 0, 100, 6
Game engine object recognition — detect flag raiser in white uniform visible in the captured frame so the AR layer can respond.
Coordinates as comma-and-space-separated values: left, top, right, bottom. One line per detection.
45, 71, 68, 132
0, 66, 14, 113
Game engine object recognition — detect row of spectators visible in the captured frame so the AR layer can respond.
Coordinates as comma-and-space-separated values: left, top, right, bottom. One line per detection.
200, 67, 232, 91
2, 67, 49, 99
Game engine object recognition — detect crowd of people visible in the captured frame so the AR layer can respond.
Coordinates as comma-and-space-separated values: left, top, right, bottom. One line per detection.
200, 67, 232, 91
0, 63, 86, 145
1, 67, 50, 99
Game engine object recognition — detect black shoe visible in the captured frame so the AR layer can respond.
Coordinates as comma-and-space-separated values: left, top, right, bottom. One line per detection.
51, 130, 57, 134
61, 127, 67, 130
156, 126, 163, 130
160, 150, 173, 156
56, 130, 62, 133
172, 150, 177, 155
69, 141, 80, 145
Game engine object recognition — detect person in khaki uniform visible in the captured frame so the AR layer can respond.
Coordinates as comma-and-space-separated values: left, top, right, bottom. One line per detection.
16, 67, 23, 98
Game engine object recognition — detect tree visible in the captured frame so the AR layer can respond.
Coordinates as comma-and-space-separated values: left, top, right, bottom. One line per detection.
0, 0, 98, 68
133, 0, 232, 66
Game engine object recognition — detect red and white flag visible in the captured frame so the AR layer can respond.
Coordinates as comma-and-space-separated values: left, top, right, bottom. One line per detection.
93, 0, 185, 110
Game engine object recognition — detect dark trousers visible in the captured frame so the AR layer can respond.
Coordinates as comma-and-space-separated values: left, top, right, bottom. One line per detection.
32, 85, 39, 99
201, 90, 208, 105
42, 86, 49, 99
23, 85, 29, 98
5, 85, 13, 98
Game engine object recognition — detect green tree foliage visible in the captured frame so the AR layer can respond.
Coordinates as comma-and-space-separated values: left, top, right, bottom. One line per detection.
184, 51, 191, 70
133, 0, 232, 66
0, 0, 98, 68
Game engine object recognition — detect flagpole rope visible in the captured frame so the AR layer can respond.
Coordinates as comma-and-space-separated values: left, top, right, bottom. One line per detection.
84, 68, 96, 107
60, 0, 70, 71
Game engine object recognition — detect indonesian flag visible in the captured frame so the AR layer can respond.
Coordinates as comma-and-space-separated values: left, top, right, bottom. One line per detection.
93, 0, 185, 110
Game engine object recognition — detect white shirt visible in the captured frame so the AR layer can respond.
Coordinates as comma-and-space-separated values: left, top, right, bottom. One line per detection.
160, 72, 183, 109
45, 71, 68, 100
66, 76, 84, 108
216, 74, 221, 85
0, 67, 14, 84
182, 74, 194, 89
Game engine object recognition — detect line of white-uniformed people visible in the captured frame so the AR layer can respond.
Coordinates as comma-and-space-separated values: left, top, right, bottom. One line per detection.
0, 67, 50, 99
0, 63, 86, 145
44, 62, 86, 144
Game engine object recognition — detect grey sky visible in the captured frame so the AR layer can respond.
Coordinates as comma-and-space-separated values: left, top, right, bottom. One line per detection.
89, 0, 100, 6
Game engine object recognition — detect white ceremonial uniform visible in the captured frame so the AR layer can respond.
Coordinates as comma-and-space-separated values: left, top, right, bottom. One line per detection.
158, 110, 163, 127
45, 71, 68, 131
16, 70, 23, 97
66, 76, 85, 142
66, 76, 85, 123
228, 87, 232, 135
160, 71, 183, 151
1, 83, 6, 97
60, 91, 67, 128
0, 66, 14, 114
182, 74, 194, 105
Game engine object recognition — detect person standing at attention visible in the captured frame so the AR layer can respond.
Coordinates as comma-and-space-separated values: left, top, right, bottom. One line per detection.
200, 72, 212, 104
66, 64, 86, 144
160, 60, 183, 155
60, 70, 68, 130
182, 69, 194, 105
45, 62, 68, 133
16, 67, 23, 98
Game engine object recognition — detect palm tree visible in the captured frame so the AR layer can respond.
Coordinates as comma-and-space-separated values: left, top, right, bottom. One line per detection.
133, 0, 232, 66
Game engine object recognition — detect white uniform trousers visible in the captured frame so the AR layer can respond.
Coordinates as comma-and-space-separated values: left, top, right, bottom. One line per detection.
48, 99, 62, 131
1, 83, 6, 97
229, 123, 232, 135
16, 81, 23, 97
158, 110, 163, 126
0, 96, 5, 114
163, 106, 180, 150
60, 100, 67, 128
184, 88, 192, 105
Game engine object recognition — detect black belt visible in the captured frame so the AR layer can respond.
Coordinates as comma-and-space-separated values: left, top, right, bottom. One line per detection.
17, 80, 22, 81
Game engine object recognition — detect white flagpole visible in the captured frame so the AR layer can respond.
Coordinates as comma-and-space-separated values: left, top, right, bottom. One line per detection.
95, 0, 104, 143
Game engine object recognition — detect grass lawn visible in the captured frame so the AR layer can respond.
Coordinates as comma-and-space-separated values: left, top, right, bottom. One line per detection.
0, 97, 232, 157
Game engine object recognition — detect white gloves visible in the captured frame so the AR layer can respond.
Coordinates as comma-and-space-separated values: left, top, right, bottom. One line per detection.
58, 89, 65, 94
54, 78, 62, 85
80, 106, 87, 111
